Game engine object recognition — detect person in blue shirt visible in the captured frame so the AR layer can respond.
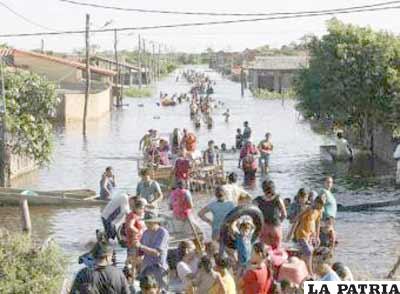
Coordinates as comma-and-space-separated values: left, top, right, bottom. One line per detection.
198, 186, 235, 241
321, 176, 337, 221
231, 218, 255, 277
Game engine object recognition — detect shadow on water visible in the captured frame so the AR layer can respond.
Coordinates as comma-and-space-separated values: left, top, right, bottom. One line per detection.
2, 66, 399, 278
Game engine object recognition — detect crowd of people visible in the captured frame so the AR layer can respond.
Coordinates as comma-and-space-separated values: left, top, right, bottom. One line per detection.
71, 70, 353, 293
75, 173, 350, 293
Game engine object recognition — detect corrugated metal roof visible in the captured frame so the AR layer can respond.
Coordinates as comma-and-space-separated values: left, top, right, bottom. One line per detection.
247, 55, 308, 70
0, 48, 116, 76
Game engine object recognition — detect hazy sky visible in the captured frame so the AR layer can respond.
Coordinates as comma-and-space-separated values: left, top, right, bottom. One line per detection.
1, 0, 400, 53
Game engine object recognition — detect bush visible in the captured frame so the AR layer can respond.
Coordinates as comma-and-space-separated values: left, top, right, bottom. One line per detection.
252, 88, 295, 99
124, 87, 153, 98
0, 230, 67, 294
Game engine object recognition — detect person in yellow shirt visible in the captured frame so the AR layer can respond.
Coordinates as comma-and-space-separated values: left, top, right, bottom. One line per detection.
286, 195, 326, 275
209, 255, 236, 294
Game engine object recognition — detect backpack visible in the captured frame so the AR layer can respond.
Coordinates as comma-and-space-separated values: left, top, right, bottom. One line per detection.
72, 268, 95, 294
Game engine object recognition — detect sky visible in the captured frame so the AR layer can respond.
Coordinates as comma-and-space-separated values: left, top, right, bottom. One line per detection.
1, 0, 400, 53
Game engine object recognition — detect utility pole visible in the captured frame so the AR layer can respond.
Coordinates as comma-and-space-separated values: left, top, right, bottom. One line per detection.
143, 39, 148, 85
82, 14, 90, 136
147, 43, 152, 84
114, 29, 122, 107
157, 44, 161, 80
138, 34, 142, 89
240, 67, 245, 97
0, 57, 9, 187
152, 43, 156, 82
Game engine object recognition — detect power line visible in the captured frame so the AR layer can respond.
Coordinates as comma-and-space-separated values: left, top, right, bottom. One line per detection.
59, 0, 400, 17
0, 1, 57, 31
1, 5, 400, 38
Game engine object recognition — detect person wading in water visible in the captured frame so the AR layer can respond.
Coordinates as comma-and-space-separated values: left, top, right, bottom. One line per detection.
253, 180, 287, 249
258, 132, 273, 174
99, 166, 116, 200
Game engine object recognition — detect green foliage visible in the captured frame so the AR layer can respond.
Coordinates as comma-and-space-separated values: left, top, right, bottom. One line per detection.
176, 53, 209, 65
255, 41, 308, 56
0, 230, 67, 294
164, 63, 177, 74
124, 87, 153, 98
4, 69, 58, 164
252, 88, 295, 99
294, 19, 400, 141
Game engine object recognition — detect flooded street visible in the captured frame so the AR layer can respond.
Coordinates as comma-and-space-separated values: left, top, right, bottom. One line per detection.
1, 67, 399, 278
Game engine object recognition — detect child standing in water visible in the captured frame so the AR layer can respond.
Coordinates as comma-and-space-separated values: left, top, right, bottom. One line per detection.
231, 218, 255, 277
236, 128, 243, 150
223, 108, 230, 122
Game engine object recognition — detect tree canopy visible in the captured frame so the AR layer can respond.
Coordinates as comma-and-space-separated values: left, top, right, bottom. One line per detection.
4, 69, 58, 164
294, 19, 400, 149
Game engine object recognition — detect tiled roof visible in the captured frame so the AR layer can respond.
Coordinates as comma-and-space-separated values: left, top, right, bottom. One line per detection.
0, 48, 15, 57
247, 55, 308, 70
0, 48, 116, 76
92, 56, 141, 72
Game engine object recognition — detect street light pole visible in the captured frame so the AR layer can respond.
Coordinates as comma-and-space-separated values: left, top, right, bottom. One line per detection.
0, 57, 9, 186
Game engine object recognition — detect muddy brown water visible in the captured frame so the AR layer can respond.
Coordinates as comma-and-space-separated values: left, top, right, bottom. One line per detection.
1, 66, 399, 279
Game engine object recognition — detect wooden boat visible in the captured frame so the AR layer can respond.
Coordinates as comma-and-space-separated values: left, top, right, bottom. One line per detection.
320, 145, 353, 161
161, 98, 176, 106
136, 159, 174, 183
338, 198, 400, 212
320, 145, 338, 160
0, 187, 106, 206
190, 163, 225, 190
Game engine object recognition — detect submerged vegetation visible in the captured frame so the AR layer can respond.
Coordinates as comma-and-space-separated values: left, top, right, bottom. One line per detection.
124, 87, 153, 98
0, 230, 67, 294
252, 88, 295, 99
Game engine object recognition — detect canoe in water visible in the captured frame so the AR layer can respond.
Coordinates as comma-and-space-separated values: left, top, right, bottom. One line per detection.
0, 187, 106, 207
161, 98, 176, 106
338, 198, 400, 212
320, 145, 352, 161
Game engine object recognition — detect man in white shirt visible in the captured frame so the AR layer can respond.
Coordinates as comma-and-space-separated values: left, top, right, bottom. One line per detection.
101, 191, 131, 240
393, 143, 400, 184
222, 172, 252, 204
335, 132, 353, 160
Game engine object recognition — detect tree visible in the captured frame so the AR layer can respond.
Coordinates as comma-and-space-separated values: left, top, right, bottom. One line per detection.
4, 69, 58, 164
294, 19, 400, 154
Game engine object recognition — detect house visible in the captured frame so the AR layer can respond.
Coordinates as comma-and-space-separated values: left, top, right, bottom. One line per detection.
0, 48, 117, 180
0, 48, 116, 123
90, 56, 147, 86
246, 56, 308, 93
230, 65, 243, 82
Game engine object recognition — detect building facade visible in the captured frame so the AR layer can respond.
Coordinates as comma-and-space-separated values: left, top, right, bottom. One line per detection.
247, 56, 308, 93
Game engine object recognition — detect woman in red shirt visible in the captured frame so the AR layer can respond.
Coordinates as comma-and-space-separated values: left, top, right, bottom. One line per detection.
238, 242, 273, 294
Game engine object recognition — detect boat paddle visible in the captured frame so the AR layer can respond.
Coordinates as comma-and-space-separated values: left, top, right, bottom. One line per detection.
188, 216, 203, 253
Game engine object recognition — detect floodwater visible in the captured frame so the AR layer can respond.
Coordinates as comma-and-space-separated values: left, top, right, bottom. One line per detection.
1, 66, 399, 279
